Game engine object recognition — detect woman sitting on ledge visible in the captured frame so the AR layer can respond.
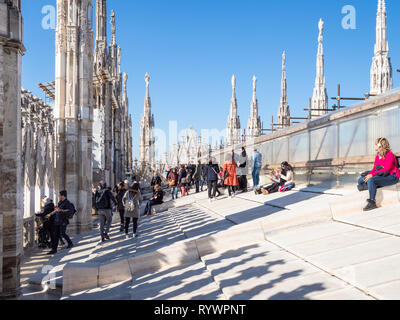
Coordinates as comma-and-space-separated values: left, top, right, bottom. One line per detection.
357, 137, 400, 212
143, 184, 164, 217
255, 162, 295, 195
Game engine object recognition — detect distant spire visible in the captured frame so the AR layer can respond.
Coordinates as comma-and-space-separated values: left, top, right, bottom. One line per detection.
278, 51, 290, 128
247, 76, 261, 139
96, 0, 107, 42
370, 0, 392, 95
311, 18, 328, 118
110, 10, 116, 45
226, 75, 241, 146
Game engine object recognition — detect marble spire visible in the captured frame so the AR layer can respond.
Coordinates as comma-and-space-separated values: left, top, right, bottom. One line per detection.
247, 76, 261, 139
370, 0, 392, 96
278, 51, 290, 128
140, 73, 155, 168
226, 75, 241, 147
311, 18, 328, 118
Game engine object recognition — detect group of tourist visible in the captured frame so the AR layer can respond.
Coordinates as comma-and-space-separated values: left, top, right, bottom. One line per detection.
35, 137, 400, 256
35, 190, 76, 255
93, 179, 142, 241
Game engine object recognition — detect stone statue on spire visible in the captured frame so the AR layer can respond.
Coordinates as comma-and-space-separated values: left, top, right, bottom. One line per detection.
252, 76, 257, 93
318, 18, 324, 42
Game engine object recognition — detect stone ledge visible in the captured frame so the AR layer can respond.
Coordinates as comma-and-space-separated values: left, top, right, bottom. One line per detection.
329, 185, 400, 219
62, 262, 100, 296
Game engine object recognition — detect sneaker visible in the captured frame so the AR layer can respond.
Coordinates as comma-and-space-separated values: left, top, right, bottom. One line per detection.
104, 233, 110, 240
125, 234, 130, 240
101, 237, 106, 243
133, 233, 137, 238
363, 199, 378, 212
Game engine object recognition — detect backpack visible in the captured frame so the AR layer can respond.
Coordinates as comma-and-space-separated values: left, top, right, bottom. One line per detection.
396, 155, 400, 169
96, 189, 110, 209
68, 202, 77, 219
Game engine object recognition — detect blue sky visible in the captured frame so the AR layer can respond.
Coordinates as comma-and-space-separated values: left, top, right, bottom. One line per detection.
22, 0, 400, 159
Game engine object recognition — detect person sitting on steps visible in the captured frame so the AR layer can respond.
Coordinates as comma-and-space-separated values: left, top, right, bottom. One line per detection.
143, 184, 164, 216
357, 137, 400, 212
255, 162, 294, 195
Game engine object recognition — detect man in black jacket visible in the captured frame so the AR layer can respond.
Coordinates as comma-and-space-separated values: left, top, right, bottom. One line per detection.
46, 190, 74, 255
95, 181, 117, 242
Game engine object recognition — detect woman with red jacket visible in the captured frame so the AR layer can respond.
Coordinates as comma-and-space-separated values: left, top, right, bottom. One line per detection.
358, 138, 400, 211
223, 151, 239, 198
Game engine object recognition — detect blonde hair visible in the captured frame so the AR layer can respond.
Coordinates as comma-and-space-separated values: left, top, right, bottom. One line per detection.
376, 137, 391, 157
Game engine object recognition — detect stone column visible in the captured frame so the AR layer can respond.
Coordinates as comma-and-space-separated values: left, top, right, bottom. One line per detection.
54, 0, 93, 234
0, 0, 25, 297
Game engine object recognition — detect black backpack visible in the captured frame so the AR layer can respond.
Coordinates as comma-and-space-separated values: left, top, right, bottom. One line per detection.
96, 189, 110, 209
68, 202, 77, 219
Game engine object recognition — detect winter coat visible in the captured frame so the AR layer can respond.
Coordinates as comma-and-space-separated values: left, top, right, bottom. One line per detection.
123, 190, 142, 219
206, 164, 220, 181
116, 189, 126, 211
178, 169, 187, 184
52, 199, 73, 226
193, 165, 202, 181
223, 161, 239, 186
168, 172, 178, 186
236, 153, 249, 176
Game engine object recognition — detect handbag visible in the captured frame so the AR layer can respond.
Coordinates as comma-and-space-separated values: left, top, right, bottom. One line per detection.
361, 165, 386, 177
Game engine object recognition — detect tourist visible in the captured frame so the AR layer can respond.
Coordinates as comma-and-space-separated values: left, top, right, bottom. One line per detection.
116, 182, 127, 232
237, 147, 249, 193
35, 197, 55, 249
206, 159, 220, 202
194, 161, 203, 193
201, 163, 208, 191
186, 164, 193, 190
151, 172, 162, 191
178, 164, 187, 186
46, 190, 74, 255
279, 162, 295, 192
252, 148, 262, 189
144, 184, 164, 216
168, 168, 179, 200
255, 162, 294, 195
357, 138, 400, 211
95, 181, 118, 242
180, 177, 188, 197
223, 152, 239, 198
122, 183, 142, 238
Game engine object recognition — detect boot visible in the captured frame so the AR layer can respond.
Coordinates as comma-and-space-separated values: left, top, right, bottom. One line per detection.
363, 199, 378, 212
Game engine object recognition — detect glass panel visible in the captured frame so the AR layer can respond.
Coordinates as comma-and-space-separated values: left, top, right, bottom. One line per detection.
272, 137, 288, 164
289, 132, 309, 163
339, 117, 368, 158
310, 124, 337, 160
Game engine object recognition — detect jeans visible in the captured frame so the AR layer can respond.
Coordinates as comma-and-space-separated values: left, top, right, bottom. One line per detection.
207, 180, 217, 198
252, 167, 261, 187
118, 209, 125, 228
98, 209, 113, 236
358, 175, 399, 201
51, 225, 72, 252
125, 217, 138, 234
171, 187, 178, 199
145, 200, 159, 214
195, 180, 200, 193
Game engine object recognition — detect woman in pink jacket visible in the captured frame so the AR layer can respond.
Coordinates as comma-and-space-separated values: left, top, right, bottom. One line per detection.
358, 137, 400, 211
